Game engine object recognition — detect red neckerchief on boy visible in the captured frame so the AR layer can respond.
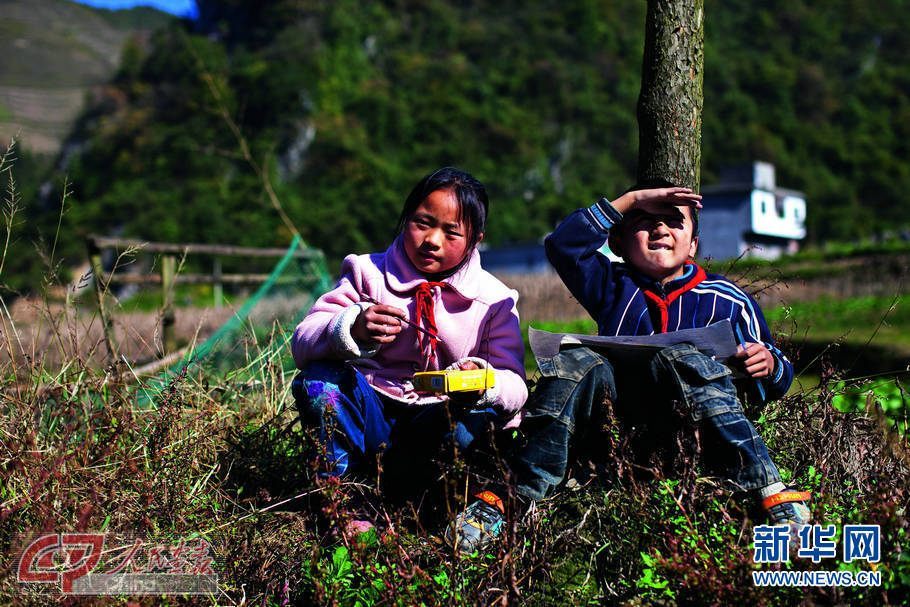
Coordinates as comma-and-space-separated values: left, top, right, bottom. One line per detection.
414, 281, 447, 364
640, 262, 707, 333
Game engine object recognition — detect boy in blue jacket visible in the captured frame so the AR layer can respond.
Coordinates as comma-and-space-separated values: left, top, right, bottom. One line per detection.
449, 184, 810, 553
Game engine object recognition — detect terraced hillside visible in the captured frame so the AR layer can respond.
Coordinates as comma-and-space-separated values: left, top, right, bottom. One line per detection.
0, 0, 172, 154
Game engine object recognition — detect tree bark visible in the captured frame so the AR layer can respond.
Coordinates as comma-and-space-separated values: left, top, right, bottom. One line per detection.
637, 0, 704, 190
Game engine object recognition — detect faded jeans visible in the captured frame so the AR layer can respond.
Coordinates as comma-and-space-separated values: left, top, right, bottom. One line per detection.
512, 344, 782, 500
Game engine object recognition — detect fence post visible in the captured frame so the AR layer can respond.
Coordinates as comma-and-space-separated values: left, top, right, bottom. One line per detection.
161, 255, 176, 354
86, 236, 118, 363
213, 257, 223, 309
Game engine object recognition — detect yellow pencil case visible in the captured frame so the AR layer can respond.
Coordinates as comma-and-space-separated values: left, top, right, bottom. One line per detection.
412, 369, 496, 394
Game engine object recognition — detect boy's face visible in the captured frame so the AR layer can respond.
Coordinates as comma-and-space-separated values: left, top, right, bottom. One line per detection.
615, 206, 698, 283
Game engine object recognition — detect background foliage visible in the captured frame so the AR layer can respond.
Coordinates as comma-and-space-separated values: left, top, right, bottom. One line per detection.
5, 0, 910, 292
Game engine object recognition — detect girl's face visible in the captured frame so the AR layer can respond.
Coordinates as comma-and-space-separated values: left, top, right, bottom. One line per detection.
403, 188, 481, 275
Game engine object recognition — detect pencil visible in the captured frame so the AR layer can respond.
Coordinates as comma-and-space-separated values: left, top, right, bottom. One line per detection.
360, 295, 445, 344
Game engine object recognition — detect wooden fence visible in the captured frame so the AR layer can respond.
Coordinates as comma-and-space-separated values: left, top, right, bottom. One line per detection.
86, 235, 321, 362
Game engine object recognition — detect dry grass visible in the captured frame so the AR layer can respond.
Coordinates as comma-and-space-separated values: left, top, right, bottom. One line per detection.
2, 279, 908, 605
2, 142, 909, 605
494, 271, 588, 322
2, 295, 236, 369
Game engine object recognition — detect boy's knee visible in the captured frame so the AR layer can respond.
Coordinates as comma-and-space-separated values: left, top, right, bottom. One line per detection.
653, 343, 709, 369
540, 346, 614, 383
526, 347, 615, 420
651, 343, 740, 421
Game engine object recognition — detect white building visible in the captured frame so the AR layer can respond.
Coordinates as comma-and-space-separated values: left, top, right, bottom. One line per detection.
698, 161, 807, 260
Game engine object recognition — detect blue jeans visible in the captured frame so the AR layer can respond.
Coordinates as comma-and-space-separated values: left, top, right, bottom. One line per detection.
293, 361, 496, 480
513, 344, 782, 500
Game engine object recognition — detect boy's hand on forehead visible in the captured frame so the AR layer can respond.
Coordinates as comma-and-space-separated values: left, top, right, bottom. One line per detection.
352, 303, 407, 345
613, 186, 703, 216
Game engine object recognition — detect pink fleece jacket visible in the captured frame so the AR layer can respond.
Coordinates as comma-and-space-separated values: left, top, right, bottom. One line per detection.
292, 237, 528, 426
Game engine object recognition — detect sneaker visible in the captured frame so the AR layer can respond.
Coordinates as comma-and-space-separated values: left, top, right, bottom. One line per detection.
446, 490, 506, 553
762, 488, 811, 525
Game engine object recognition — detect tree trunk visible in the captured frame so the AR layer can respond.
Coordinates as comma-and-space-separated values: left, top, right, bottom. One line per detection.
637, 0, 704, 190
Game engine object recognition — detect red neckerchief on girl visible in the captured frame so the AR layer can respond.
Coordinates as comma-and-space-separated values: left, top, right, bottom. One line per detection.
414, 281, 447, 365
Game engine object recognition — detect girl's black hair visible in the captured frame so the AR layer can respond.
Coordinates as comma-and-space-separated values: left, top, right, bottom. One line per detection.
396, 166, 489, 251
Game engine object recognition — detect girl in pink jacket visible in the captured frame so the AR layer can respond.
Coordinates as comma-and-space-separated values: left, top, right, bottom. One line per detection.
291, 168, 526, 539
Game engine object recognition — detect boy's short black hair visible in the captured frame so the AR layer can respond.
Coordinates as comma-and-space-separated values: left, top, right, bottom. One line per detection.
624, 179, 699, 237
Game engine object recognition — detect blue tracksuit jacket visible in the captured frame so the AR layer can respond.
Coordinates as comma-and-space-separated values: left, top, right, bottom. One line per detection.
544, 198, 794, 402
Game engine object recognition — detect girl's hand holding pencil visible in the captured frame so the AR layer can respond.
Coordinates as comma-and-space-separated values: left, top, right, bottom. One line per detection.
352, 300, 407, 345
353, 295, 446, 345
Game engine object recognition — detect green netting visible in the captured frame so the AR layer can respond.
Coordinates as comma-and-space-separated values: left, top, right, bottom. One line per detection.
136, 235, 332, 406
